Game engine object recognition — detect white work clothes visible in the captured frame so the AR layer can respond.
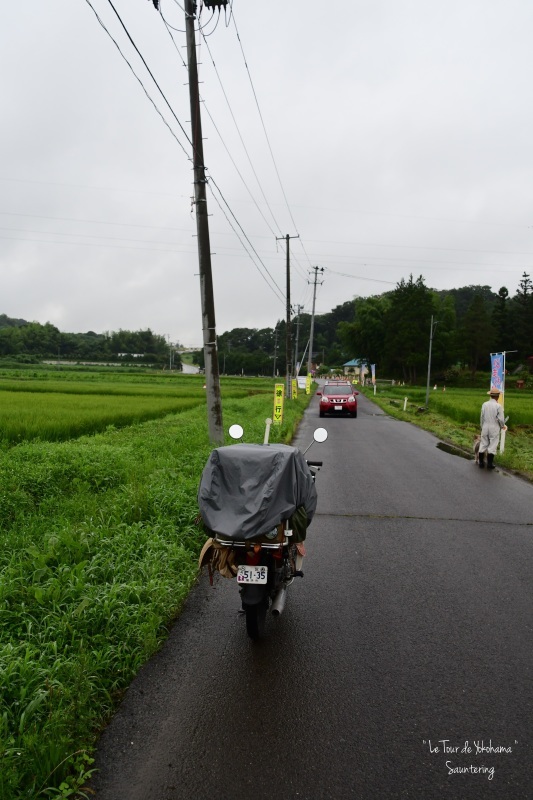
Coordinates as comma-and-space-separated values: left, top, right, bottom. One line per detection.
479, 398, 505, 454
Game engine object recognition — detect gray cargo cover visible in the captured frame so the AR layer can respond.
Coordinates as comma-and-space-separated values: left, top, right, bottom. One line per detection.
198, 443, 317, 540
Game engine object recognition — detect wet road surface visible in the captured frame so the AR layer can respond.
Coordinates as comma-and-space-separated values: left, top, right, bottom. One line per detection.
90, 392, 532, 799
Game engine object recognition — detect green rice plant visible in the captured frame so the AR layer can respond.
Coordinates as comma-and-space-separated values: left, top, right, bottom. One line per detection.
0, 375, 282, 445
0, 391, 203, 444
0, 383, 315, 798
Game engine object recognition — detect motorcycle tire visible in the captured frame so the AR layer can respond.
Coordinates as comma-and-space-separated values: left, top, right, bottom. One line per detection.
243, 599, 268, 640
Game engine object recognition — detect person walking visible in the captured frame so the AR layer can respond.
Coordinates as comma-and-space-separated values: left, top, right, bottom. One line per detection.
478, 389, 507, 469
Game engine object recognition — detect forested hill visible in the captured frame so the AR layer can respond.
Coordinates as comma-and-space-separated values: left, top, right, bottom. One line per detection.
2, 273, 532, 379
0, 313, 26, 328
199, 276, 533, 380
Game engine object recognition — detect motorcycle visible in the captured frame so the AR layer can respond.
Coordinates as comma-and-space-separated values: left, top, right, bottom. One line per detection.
198, 421, 327, 640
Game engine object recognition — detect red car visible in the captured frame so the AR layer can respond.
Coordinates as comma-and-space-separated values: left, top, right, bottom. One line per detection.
317, 383, 359, 417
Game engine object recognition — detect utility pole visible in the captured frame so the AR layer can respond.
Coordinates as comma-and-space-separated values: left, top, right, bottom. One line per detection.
425, 315, 438, 408
276, 234, 298, 398
293, 304, 304, 375
307, 266, 324, 376
185, 0, 223, 444
272, 325, 279, 378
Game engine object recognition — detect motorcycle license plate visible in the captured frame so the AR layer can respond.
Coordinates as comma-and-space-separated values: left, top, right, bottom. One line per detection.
237, 565, 268, 584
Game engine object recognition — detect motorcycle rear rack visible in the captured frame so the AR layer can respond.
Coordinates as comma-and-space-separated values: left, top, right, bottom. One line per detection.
214, 537, 290, 550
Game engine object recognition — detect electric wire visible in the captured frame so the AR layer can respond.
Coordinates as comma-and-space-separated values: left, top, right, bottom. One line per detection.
208, 176, 285, 302
324, 268, 396, 285
88, 1, 309, 302
1, 213, 528, 272
103, 0, 194, 148
84, 0, 287, 304
157, 7, 294, 300
231, 11, 299, 236
199, 29, 283, 237
229, 9, 314, 281
0, 233, 195, 255
230, 7, 315, 277
83, 0, 191, 159
197, 3, 220, 36
160, 13, 281, 239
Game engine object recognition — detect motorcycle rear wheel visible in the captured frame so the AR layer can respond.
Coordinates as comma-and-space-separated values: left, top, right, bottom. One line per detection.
243, 599, 268, 640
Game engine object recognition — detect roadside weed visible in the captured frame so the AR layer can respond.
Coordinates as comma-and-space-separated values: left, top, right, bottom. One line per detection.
0, 378, 313, 798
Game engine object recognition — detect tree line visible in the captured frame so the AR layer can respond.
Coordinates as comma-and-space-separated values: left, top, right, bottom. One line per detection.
2, 272, 531, 380
194, 273, 533, 381
338, 273, 532, 382
0, 317, 180, 368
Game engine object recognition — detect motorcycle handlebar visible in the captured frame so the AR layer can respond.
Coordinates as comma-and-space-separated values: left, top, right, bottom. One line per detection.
306, 460, 323, 467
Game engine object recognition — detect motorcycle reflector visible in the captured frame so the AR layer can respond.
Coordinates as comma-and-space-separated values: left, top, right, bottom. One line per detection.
237, 565, 268, 584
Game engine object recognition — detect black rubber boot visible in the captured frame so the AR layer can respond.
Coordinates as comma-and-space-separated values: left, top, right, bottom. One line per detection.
478, 452, 485, 468
487, 453, 495, 470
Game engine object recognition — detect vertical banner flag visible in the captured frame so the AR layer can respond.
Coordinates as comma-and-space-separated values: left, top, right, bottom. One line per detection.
490, 352, 507, 453
292, 378, 298, 399
305, 375, 311, 395
371, 364, 376, 385
490, 353, 504, 404
273, 383, 284, 424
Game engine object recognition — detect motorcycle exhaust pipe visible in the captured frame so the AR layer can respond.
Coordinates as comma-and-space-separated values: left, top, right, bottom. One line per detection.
271, 586, 287, 616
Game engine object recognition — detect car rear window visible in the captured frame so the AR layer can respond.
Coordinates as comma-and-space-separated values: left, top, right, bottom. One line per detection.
323, 385, 352, 396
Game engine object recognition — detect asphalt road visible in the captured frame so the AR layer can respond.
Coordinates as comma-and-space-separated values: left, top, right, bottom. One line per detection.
90, 391, 533, 800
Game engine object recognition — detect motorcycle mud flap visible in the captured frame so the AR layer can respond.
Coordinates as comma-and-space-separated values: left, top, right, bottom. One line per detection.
240, 583, 268, 606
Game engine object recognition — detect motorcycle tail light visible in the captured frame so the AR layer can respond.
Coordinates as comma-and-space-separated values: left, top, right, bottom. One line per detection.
246, 549, 261, 566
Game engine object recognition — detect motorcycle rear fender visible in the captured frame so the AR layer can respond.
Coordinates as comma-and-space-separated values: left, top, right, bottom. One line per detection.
240, 583, 268, 606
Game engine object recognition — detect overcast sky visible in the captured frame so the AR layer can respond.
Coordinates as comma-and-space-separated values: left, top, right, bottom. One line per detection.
2, 1, 533, 346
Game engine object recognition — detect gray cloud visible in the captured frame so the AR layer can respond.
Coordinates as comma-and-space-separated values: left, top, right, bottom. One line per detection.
2, 0, 532, 346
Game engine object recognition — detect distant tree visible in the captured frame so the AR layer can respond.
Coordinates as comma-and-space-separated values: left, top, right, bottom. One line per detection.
338, 295, 389, 368
0, 314, 27, 328
431, 292, 458, 373
491, 287, 511, 353
383, 275, 436, 382
0, 326, 23, 356
459, 292, 493, 376
18, 322, 60, 357
510, 272, 533, 362
444, 285, 496, 324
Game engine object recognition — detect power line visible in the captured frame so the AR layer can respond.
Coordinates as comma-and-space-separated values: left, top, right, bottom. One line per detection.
229, 9, 313, 281
103, 0, 193, 147
199, 30, 284, 237
83, 0, 288, 303
231, 10, 300, 238
0, 210, 191, 231
160, 12, 285, 243
82, 0, 191, 159
324, 268, 396, 285
208, 176, 286, 304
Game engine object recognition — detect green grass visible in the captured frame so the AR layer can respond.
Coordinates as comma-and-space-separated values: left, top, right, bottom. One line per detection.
361, 385, 533, 479
0, 378, 313, 799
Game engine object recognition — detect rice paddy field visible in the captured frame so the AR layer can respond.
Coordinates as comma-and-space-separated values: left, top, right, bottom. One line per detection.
0, 372, 264, 445
0, 370, 312, 799
361, 384, 533, 478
